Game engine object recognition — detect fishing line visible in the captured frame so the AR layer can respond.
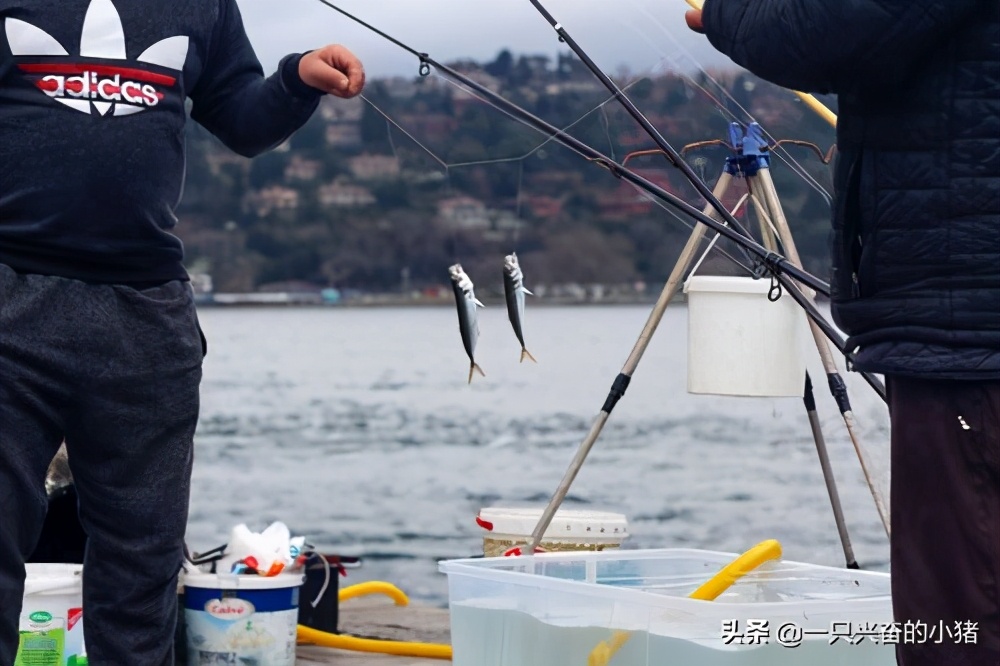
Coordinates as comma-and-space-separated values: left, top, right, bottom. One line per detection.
603, 4, 888, 404
683, 73, 835, 206
362, 90, 526, 169
522, 1, 879, 365
592, 0, 835, 205
633, 30, 832, 204
620, 147, 758, 276
362, 68, 657, 172
525, 0, 782, 288
312, 1, 833, 291
686, 193, 751, 275
521, 0, 888, 554
665, 64, 887, 538
365, 92, 450, 171
308, 1, 887, 557
326, 4, 759, 278
625, 11, 836, 204
309, 0, 867, 378
598, 102, 617, 163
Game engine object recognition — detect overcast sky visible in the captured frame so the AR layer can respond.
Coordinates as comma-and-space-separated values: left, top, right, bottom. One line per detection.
237, 0, 737, 79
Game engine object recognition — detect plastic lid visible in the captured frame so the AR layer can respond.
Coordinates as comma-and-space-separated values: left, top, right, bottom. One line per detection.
477, 507, 629, 540
683, 275, 771, 295
23, 564, 82, 596
182, 571, 305, 591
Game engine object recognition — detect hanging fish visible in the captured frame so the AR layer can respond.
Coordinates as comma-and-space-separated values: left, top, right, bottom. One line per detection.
448, 263, 486, 383
503, 253, 536, 363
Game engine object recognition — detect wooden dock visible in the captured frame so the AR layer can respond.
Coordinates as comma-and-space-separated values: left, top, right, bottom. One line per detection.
295, 598, 452, 665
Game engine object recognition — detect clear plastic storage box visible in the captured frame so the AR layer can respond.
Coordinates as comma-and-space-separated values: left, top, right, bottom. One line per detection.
439, 548, 895, 666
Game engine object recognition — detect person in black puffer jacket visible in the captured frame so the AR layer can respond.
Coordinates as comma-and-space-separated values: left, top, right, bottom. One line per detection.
687, 2, 999, 665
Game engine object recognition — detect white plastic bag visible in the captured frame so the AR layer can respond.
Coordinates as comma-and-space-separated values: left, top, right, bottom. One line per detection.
218, 521, 296, 576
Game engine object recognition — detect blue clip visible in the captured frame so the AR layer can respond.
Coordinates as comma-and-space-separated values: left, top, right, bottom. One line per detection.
724, 122, 770, 177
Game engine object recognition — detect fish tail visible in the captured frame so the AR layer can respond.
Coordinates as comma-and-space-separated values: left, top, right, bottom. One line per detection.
468, 362, 486, 383
520, 347, 537, 364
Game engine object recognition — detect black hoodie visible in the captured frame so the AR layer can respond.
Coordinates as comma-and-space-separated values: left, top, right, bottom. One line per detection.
0, 0, 323, 283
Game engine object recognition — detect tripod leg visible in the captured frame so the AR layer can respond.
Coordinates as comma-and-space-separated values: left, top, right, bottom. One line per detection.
525, 171, 735, 554
751, 168, 890, 540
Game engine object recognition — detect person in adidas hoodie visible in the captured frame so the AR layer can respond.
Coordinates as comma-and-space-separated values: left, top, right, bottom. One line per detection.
0, 0, 363, 663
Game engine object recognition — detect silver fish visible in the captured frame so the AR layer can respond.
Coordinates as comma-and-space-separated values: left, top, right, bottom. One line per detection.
503, 253, 536, 363
448, 263, 486, 383
45, 442, 73, 498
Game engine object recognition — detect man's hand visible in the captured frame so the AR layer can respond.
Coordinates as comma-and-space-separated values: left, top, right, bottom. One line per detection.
299, 45, 365, 98
685, 9, 705, 33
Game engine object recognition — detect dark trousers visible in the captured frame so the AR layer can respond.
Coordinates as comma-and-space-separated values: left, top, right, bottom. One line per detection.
888, 376, 1000, 666
0, 265, 203, 666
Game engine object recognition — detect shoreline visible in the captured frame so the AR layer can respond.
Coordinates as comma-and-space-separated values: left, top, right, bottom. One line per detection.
197, 292, 676, 308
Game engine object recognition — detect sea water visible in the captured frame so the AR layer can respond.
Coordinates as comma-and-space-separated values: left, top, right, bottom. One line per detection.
450, 603, 895, 666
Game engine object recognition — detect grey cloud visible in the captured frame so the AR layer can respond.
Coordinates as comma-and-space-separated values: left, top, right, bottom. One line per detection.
237, 0, 735, 77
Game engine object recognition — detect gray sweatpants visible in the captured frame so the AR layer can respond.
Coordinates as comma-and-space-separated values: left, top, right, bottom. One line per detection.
0, 264, 204, 665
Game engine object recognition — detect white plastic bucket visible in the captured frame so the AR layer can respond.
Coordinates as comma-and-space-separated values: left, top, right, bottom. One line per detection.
684, 275, 806, 397
477, 507, 629, 557
182, 572, 304, 666
18, 563, 85, 666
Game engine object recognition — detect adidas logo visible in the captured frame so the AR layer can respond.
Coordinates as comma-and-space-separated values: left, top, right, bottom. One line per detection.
4, 0, 188, 116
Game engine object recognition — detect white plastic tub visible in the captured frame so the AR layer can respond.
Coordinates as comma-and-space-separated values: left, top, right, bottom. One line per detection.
18, 563, 85, 666
440, 548, 895, 666
182, 571, 304, 666
684, 275, 806, 397
476, 507, 629, 557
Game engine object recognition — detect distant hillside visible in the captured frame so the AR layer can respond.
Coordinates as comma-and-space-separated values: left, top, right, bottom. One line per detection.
176, 51, 838, 294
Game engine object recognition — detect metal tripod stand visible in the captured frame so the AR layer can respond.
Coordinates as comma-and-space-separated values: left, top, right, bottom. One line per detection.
526, 123, 888, 567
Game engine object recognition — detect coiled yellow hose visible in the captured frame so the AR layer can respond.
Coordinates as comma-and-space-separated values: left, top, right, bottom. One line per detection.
297, 581, 453, 660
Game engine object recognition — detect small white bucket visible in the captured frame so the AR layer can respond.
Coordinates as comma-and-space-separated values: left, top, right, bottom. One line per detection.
182, 572, 304, 666
477, 507, 629, 557
684, 275, 806, 397
18, 563, 85, 666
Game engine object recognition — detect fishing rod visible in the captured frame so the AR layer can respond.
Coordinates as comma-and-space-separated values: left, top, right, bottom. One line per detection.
309, 1, 886, 399
314, 2, 843, 296
521, 1, 889, 403
518, 1, 889, 391
524, 0, 774, 265
524, 1, 842, 296
309, 0, 888, 557
525, 0, 890, 550
338, 4, 891, 409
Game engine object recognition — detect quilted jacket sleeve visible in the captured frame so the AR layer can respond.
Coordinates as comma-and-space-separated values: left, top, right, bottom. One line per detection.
701, 0, 985, 94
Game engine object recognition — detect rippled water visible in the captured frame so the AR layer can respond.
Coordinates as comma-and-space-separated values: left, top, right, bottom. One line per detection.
186, 304, 890, 606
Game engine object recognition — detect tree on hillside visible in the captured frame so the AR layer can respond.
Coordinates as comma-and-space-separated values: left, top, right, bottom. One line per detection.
485, 49, 514, 80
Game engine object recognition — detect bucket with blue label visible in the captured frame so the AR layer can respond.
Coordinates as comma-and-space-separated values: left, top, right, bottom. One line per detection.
182, 571, 304, 666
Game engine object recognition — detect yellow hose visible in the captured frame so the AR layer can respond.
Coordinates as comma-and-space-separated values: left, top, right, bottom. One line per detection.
588, 539, 783, 666
297, 625, 453, 660
683, 0, 838, 128
339, 580, 411, 605
689, 539, 783, 601
297, 580, 453, 660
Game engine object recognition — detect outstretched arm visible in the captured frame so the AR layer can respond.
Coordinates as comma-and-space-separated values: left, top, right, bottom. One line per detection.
694, 0, 982, 94
189, 0, 364, 157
